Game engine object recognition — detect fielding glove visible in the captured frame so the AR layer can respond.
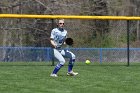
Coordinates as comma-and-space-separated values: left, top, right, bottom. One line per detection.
65, 38, 74, 46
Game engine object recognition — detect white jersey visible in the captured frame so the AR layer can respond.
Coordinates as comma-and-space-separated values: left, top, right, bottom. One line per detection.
50, 28, 67, 48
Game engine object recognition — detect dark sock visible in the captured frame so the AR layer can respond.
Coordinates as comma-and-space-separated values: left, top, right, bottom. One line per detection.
52, 63, 63, 74
68, 59, 75, 72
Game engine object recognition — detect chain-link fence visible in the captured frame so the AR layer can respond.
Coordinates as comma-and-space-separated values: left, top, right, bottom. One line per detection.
0, 17, 140, 65
0, 18, 134, 48
0, 47, 140, 66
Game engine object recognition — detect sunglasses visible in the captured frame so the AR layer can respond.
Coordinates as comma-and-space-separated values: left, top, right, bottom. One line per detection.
59, 23, 64, 25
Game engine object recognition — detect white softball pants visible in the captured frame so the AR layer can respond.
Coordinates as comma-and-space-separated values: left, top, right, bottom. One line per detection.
53, 48, 75, 65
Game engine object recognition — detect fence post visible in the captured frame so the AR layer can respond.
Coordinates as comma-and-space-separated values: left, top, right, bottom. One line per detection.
51, 19, 55, 66
99, 48, 102, 64
127, 20, 130, 66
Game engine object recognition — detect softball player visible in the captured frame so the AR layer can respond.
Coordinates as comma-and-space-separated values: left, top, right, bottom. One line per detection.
50, 19, 78, 77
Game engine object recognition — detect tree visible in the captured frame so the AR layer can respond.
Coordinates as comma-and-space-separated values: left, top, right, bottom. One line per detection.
0, 0, 140, 48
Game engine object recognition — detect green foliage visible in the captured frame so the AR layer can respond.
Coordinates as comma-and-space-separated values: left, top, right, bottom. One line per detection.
130, 32, 137, 41
101, 35, 116, 48
74, 34, 117, 48
118, 33, 137, 46
119, 34, 127, 43
87, 35, 116, 48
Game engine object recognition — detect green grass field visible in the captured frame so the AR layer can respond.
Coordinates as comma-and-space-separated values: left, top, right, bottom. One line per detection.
0, 62, 140, 93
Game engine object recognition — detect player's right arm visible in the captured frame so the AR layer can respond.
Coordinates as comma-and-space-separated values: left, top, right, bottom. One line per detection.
50, 29, 57, 48
50, 39, 57, 48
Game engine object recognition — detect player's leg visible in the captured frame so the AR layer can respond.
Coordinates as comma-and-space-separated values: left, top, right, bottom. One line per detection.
50, 49, 65, 77
61, 50, 78, 76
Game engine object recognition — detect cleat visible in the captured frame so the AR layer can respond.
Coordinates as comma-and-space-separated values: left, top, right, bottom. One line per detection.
67, 71, 78, 76
50, 74, 58, 77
